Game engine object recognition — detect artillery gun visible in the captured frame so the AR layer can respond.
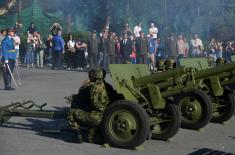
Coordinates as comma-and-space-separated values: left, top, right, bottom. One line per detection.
0, 66, 152, 149
0, 64, 182, 149
150, 57, 235, 130
178, 58, 235, 125
124, 63, 213, 130
110, 65, 193, 140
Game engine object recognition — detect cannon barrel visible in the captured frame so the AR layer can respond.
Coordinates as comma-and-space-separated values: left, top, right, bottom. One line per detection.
133, 67, 187, 87
0, 109, 68, 125
193, 62, 235, 80
2, 109, 68, 119
0, 101, 69, 124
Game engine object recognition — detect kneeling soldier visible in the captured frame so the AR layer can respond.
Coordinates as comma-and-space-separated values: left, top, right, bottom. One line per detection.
67, 68, 110, 143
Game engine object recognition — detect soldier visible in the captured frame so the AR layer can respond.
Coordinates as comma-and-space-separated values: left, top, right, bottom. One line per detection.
1, 28, 16, 90
107, 33, 116, 67
135, 31, 148, 64
67, 68, 110, 143
156, 59, 165, 72
164, 58, 176, 70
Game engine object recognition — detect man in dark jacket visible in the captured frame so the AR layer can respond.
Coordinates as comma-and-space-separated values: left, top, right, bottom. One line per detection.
166, 33, 177, 59
98, 33, 109, 71
135, 31, 148, 64
87, 31, 99, 69
120, 33, 132, 63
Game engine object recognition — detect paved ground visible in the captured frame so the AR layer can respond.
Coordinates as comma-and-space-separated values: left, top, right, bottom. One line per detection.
0, 67, 235, 155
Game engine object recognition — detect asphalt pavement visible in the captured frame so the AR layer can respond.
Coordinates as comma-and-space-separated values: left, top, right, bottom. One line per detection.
0, 67, 235, 155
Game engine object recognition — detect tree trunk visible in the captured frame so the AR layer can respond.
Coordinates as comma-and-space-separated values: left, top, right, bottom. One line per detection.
65, 13, 72, 33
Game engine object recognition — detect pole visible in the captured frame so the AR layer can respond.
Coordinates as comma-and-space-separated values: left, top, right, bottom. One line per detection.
164, 0, 168, 45
18, 0, 22, 21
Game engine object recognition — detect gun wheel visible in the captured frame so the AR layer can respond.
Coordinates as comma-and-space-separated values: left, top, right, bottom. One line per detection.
211, 93, 235, 123
151, 104, 181, 140
101, 100, 150, 149
176, 90, 213, 130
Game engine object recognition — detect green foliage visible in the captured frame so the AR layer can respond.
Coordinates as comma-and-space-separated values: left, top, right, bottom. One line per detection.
1, 0, 235, 41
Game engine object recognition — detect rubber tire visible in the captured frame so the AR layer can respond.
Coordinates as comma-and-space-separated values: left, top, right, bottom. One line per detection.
175, 90, 213, 130
152, 104, 181, 140
211, 93, 235, 123
101, 100, 150, 149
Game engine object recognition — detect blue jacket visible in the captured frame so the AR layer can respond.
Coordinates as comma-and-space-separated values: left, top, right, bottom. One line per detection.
2, 36, 16, 61
53, 35, 64, 52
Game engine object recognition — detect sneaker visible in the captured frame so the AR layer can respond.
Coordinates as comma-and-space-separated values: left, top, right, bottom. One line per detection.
5, 87, 15, 90
80, 68, 83, 71
67, 67, 71, 70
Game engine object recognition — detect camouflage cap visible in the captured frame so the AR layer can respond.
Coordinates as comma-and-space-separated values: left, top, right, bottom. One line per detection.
157, 59, 165, 66
216, 58, 225, 65
165, 58, 176, 69
89, 68, 103, 80
165, 58, 175, 65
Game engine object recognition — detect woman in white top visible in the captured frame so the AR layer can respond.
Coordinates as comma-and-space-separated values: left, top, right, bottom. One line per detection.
66, 34, 76, 69
149, 23, 158, 39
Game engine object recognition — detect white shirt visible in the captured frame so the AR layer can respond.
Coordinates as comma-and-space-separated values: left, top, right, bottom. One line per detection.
67, 40, 75, 48
191, 38, 203, 55
14, 36, 21, 50
191, 38, 203, 49
134, 25, 142, 37
149, 27, 158, 38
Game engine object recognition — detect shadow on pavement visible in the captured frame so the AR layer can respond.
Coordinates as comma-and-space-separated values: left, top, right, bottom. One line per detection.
188, 148, 235, 155
228, 136, 235, 140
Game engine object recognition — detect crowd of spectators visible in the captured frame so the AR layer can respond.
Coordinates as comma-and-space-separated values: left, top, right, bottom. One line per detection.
1, 21, 235, 72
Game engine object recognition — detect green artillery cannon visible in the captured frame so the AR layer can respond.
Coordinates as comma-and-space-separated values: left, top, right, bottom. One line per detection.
126, 64, 213, 130
109, 64, 200, 140
0, 69, 151, 149
178, 58, 235, 126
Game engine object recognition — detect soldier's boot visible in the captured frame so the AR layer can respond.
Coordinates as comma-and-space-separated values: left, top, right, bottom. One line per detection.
67, 110, 83, 143
76, 130, 83, 144
87, 127, 95, 143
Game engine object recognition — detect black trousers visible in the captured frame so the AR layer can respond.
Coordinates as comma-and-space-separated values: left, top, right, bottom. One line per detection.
108, 55, 115, 64
137, 55, 146, 64
3, 59, 15, 89
78, 51, 86, 68
67, 52, 78, 68
53, 51, 62, 69
89, 53, 98, 69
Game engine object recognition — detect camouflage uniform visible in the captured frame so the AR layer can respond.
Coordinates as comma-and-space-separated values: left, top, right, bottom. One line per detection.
67, 69, 110, 142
